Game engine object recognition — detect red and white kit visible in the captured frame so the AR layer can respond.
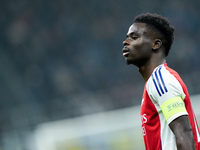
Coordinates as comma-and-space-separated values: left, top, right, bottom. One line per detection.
141, 63, 200, 150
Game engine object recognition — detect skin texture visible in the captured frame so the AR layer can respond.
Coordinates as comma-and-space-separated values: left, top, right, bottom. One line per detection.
122, 23, 196, 150
123, 23, 166, 81
169, 115, 196, 150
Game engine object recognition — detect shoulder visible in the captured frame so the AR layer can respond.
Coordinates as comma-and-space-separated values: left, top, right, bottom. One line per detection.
146, 64, 178, 96
146, 64, 185, 105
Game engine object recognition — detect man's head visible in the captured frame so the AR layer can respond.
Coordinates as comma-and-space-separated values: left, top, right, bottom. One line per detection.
134, 13, 175, 56
122, 13, 175, 67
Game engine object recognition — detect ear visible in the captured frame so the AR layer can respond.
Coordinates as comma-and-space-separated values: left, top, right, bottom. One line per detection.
152, 39, 162, 50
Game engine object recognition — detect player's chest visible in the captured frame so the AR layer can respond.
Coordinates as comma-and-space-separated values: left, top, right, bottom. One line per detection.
140, 91, 159, 125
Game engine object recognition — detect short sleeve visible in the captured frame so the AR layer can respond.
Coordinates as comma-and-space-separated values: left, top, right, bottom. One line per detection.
146, 65, 188, 124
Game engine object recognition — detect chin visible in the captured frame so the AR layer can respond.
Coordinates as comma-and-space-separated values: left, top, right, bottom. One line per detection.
126, 61, 131, 65
125, 59, 139, 67
125, 58, 134, 65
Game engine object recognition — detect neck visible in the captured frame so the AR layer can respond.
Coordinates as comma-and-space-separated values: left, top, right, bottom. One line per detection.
139, 59, 166, 82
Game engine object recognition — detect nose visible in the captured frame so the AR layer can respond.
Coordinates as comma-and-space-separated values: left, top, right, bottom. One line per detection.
123, 39, 129, 46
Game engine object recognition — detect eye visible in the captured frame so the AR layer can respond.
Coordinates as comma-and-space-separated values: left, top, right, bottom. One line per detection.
131, 36, 138, 40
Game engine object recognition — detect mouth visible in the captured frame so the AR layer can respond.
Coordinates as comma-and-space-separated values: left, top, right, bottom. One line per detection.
122, 48, 130, 56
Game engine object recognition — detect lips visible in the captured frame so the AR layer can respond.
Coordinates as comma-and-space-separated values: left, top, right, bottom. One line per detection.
122, 48, 130, 56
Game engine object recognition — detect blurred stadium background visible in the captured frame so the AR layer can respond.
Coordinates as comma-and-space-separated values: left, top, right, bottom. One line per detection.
0, 0, 200, 149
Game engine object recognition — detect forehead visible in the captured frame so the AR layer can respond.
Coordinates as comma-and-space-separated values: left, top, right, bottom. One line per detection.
127, 23, 148, 35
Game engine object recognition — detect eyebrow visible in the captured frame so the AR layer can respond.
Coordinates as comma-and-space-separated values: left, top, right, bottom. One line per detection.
126, 32, 138, 38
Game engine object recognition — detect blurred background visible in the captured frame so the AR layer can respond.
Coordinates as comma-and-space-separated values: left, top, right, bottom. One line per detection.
0, 0, 200, 149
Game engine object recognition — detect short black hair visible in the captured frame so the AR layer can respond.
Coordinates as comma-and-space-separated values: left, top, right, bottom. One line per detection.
134, 13, 175, 56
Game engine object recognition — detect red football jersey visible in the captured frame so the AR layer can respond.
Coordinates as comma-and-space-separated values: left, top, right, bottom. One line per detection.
141, 63, 200, 150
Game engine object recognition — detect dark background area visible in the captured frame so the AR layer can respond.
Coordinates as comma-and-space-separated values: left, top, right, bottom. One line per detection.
0, 0, 200, 149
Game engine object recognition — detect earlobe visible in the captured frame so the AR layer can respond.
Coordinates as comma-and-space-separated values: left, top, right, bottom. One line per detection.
153, 39, 162, 50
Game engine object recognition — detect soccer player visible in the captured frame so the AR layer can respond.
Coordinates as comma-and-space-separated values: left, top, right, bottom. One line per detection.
122, 13, 200, 150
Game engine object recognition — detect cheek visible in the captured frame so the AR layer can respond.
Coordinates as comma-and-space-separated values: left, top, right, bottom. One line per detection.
132, 41, 149, 52
136, 41, 152, 52
132, 42, 152, 59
